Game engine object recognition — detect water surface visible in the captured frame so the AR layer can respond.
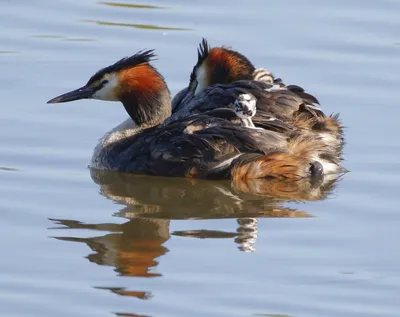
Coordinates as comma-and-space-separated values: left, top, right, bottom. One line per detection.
1, 0, 400, 316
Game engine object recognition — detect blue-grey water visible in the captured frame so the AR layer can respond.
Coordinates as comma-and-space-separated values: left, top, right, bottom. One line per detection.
1, 1, 400, 316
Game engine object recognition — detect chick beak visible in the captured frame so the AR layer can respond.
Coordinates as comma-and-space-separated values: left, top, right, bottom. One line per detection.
47, 85, 94, 104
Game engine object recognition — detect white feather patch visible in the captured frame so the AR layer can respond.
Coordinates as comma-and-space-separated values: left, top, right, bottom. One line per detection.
90, 118, 138, 169
264, 84, 286, 92
194, 64, 208, 96
92, 73, 119, 101
212, 154, 242, 170
311, 154, 339, 175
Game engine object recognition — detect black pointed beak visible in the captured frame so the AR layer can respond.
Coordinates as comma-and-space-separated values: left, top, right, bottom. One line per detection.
47, 85, 94, 104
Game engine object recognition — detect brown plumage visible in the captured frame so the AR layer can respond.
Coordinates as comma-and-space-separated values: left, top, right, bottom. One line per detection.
47, 44, 345, 180
231, 152, 311, 181
118, 62, 171, 126
172, 39, 344, 158
188, 38, 255, 93
229, 132, 338, 181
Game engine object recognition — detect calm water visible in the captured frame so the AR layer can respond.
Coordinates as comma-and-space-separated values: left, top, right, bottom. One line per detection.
1, 0, 400, 316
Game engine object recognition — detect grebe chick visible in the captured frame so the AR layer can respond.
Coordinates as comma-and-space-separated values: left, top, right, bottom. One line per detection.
252, 68, 275, 84
234, 93, 257, 129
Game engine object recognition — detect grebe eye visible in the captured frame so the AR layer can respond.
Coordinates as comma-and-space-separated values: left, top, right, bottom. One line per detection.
101, 79, 109, 86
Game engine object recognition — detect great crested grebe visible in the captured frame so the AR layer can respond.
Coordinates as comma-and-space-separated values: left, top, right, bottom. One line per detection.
170, 39, 344, 157
47, 42, 343, 180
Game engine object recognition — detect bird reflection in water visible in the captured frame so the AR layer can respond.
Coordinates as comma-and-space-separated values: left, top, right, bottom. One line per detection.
50, 170, 341, 298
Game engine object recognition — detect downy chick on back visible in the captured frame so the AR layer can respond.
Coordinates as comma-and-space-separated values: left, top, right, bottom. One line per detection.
234, 93, 258, 129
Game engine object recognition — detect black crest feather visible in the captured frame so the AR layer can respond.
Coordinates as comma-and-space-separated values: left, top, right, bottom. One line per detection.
87, 49, 156, 86
197, 38, 210, 66
189, 38, 210, 87
188, 38, 255, 91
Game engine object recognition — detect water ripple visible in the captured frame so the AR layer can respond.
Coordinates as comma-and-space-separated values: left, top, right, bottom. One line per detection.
82, 19, 191, 31
98, 2, 165, 10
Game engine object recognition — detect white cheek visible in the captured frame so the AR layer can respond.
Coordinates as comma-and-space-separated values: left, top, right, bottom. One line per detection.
194, 65, 208, 96
92, 75, 119, 101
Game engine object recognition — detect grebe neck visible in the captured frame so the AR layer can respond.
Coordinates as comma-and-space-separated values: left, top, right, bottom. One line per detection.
119, 65, 172, 127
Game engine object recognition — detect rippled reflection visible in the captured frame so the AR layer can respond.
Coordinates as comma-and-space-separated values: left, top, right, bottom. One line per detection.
255, 314, 296, 317
0, 166, 19, 171
95, 286, 152, 299
83, 19, 190, 31
51, 170, 341, 264
31, 35, 96, 42
98, 2, 164, 9
115, 313, 151, 317
52, 217, 169, 279
0, 50, 18, 54
50, 170, 341, 303
90, 170, 341, 219
31, 35, 64, 39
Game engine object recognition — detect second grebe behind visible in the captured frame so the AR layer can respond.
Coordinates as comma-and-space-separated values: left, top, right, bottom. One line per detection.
170, 39, 344, 158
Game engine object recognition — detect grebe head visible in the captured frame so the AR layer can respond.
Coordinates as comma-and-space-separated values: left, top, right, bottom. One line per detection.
189, 38, 256, 95
234, 93, 257, 120
47, 50, 171, 126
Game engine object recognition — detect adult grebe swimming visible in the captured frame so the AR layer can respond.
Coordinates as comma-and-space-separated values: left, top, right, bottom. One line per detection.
47, 43, 343, 179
